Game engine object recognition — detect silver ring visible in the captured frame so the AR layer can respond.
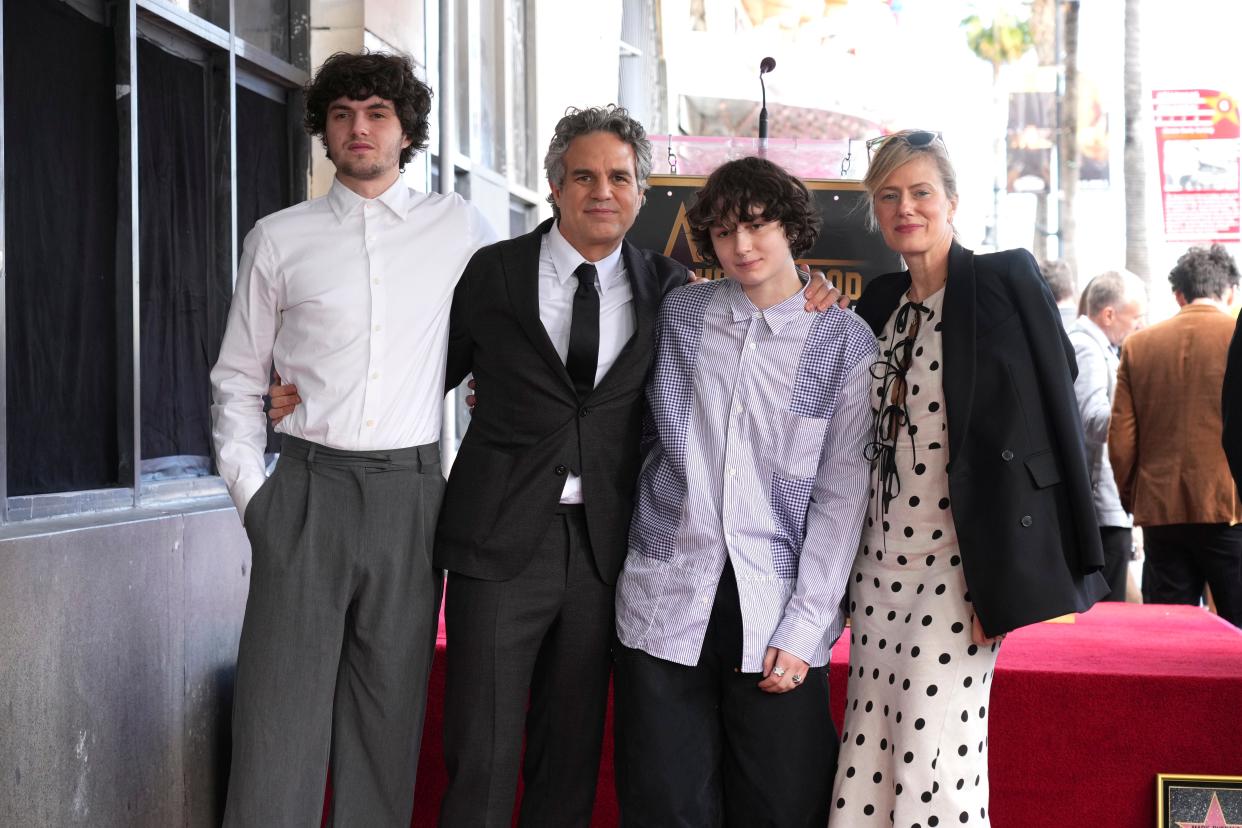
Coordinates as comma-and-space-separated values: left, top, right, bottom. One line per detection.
791, 674, 803, 685
772, 666, 787, 678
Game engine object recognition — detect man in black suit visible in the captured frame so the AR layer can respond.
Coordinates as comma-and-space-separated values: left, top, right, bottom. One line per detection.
434, 105, 686, 827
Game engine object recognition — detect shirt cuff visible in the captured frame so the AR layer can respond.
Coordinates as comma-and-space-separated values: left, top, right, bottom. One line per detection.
768, 614, 826, 666
231, 474, 268, 524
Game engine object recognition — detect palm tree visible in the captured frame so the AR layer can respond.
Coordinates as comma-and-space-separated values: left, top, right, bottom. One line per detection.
1029, 0, 1056, 259
963, 8, 1032, 249
1123, 0, 1149, 283
1060, 0, 1081, 275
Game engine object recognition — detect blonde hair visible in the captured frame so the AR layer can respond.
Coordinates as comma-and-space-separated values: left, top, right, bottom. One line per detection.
862, 130, 959, 232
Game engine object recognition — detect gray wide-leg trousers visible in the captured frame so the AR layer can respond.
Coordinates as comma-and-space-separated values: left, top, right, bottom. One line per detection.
223, 436, 444, 828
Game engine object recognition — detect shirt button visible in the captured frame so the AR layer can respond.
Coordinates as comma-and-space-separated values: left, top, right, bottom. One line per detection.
734, 404, 743, 414
555, 464, 567, 476
366, 419, 376, 428
749, 342, 757, 350
1020, 515, 1033, 527
373, 278, 381, 285
1001, 449, 1014, 461
728, 467, 736, 476
371, 372, 380, 380
374, 324, 382, 332
701, 597, 710, 605
367, 235, 376, 243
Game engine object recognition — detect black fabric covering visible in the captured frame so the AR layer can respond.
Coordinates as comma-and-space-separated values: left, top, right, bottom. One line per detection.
236, 85, 292, 454
4, 0, 119, 495
137, 38, 225, 462
236, 86, 291, 252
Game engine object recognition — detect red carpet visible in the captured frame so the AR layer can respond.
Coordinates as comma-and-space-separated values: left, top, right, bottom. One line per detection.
402, 602, 1242, 826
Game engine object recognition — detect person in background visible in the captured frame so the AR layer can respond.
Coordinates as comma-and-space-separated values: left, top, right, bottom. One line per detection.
1039, 258, 1078, 329
1223, 311, 1242, 490
1109, 244, 1242, 628
1068, 270, 1148, 601
614, 156, 875, 826
834, 129, 1107, 828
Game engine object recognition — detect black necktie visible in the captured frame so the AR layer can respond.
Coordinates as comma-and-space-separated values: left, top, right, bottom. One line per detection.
565, 262, 600, 399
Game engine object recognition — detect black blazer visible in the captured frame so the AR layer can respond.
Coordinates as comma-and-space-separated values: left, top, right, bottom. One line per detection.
435, 219, 687, 583
855, 242, 1108, 636
1222, 313, 1242, 489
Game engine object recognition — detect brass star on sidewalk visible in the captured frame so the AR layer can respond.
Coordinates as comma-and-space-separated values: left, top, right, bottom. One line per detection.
1178, 793, 1242, 828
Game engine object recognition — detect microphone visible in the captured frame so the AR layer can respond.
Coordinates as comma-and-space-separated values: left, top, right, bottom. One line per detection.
759, 57, 776, 154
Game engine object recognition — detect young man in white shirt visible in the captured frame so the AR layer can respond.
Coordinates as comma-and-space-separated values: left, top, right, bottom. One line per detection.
210, 51, 494, 826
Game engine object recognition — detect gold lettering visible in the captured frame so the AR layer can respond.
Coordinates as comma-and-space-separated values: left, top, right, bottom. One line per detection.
844, 270, 863, 299
821, 269, 864, 300
665, 203, 704, 262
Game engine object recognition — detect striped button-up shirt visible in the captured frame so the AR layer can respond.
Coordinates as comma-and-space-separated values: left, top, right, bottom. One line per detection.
616, 278, 876, 671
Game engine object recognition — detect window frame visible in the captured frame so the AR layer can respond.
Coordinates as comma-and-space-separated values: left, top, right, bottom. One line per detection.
0, 0, 308, 524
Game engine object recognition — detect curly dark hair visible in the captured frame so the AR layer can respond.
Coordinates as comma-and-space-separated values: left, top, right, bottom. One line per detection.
1168, 243, 1240, 301
304, 51, 432, 168
686, 157, 820, 268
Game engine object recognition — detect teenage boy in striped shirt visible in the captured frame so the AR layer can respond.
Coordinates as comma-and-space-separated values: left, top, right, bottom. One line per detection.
614, 156, 876, 826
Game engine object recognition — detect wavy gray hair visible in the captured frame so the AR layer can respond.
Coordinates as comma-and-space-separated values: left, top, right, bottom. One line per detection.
1081, 269, 1145, 317
544, 105, 652, 218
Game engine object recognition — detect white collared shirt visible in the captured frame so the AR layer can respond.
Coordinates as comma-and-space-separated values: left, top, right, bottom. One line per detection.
538, 221, 635, 503
211, 176, 496, 518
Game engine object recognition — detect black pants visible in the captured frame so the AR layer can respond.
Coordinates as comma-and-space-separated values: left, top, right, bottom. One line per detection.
1099, 526, 1133, 602
1143, 522, 1242, 627
224, 437, 444, 828
613, 562, 838, 828
439, 506, 614, 828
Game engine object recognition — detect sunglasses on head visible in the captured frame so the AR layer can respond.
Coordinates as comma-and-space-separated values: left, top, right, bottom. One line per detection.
865, 130, 942, 161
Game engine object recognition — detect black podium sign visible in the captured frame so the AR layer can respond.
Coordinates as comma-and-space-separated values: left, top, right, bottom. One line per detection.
627, 175, 903, 301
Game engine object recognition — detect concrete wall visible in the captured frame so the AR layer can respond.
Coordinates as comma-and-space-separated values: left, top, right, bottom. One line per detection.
0, 503, 250, 827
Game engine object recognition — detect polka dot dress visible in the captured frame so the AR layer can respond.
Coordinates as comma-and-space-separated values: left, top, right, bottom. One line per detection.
830, 287, 1000, 828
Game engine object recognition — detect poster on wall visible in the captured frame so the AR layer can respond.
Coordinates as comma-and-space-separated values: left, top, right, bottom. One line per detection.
1152, 89, 1241, 244
627, 176, 901, 301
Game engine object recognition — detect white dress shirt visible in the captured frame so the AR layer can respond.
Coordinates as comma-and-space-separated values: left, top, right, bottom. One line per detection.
211, 176, 496, 518
538, 221, 635, 503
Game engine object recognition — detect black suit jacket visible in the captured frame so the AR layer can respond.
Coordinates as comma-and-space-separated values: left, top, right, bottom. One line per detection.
855, 242, 1107, 635
1222, 313, 1242, 490
435, 219, 687, 583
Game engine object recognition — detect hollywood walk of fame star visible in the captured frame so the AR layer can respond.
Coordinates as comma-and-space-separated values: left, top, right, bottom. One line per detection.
1177, 792, 1242, 828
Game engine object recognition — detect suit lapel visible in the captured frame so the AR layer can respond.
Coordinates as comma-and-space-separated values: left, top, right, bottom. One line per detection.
503, 218, 577, 386
942, 242, 977, 465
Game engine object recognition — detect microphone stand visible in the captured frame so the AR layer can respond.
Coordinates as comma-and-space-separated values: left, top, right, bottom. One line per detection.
758, 57, 775, 156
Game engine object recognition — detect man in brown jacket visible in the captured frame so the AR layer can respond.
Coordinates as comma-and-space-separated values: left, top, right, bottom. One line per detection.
1109, 244, 1242, 627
